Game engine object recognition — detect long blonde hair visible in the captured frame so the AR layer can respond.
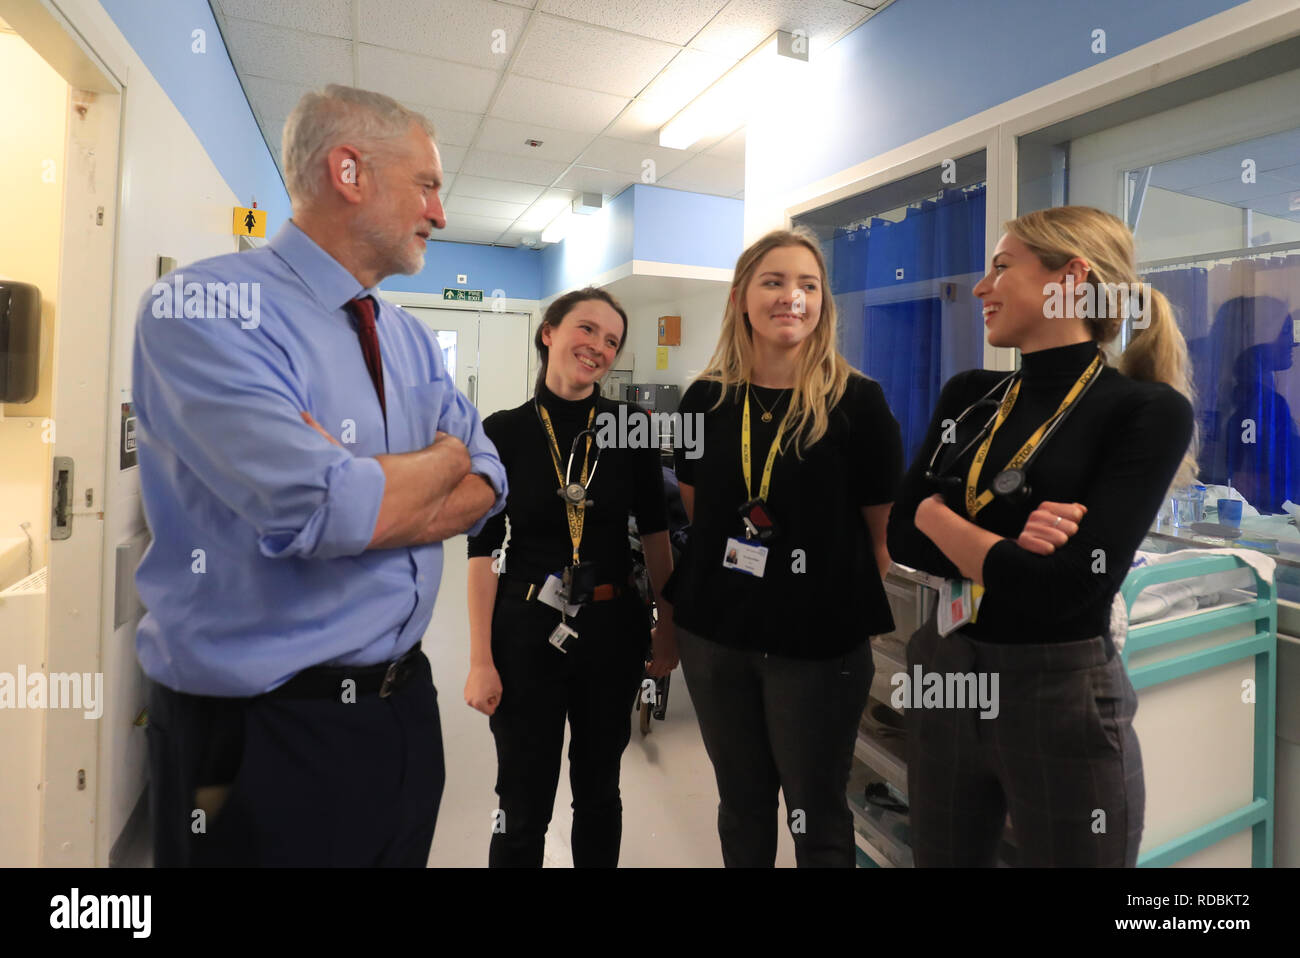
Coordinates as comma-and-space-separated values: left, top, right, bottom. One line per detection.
1005, 206, 1199, 489
698, 227, 853, 457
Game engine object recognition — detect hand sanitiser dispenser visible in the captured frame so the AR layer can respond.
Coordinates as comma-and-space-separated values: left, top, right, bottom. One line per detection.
0, 280, 41, 403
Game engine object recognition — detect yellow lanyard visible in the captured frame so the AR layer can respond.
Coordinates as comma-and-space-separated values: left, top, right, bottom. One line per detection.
965, 353, 1103, 518
742, 384, 789, 502
539, 404, 595, 565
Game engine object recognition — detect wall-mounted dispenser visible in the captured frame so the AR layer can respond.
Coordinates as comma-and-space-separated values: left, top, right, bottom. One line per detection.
0, 280, 41, 403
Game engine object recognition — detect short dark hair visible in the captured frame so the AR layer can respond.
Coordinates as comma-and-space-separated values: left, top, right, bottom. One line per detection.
534, 287, 629, 394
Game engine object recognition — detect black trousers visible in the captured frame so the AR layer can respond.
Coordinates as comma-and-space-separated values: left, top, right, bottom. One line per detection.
487, 591, 648, 867
146, 651, 444, 867
905, 616, 1145, 867
677, 626, 873, 867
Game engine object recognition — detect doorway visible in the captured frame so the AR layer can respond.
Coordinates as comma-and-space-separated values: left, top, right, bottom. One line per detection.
401, 306, 534, 418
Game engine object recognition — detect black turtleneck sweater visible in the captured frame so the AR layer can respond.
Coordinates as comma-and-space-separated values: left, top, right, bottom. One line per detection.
886, 340, 1194, 643
467, 385, 668, 585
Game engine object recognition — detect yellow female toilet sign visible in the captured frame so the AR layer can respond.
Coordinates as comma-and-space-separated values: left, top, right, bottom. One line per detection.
234, 206, 266, 237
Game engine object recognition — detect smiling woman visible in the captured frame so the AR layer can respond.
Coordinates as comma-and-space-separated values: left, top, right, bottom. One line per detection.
464, 285, 679, 868
664, 227, 904, 868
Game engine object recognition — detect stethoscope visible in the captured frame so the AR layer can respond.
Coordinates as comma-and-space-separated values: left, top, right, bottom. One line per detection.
534, 400, 603, 507
924, 352, 1103, 504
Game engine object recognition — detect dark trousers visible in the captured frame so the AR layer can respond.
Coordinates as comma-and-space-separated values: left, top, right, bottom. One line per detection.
905, 616, 1145, 867
677, 626, 873, 867
146, 651, 444, 867
488, 592, 648, 867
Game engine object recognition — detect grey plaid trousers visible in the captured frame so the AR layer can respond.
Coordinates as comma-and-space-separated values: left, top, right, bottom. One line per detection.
904, 615, 1144, 867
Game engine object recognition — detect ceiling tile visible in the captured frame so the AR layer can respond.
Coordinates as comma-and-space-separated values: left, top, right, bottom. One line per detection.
452, 175, 546, 205
511, 15, 679, 98
498, 231, 540, 247
604, 98, 680, 144
490, 74, 630, 133
444, 194, 531, 219
462, 147, 569, 186
358, 45, 500, 113
241, 76, 315, 124
439, 144, 468, 173
221, 18, 353, 86
639, 47, 736, 115
474, 117, 592, 165
537, 0, 728, 45
705, 127, 746, 162
554, 166, 637, 195
515, 188, 581, 229
357, 0, 529, 71
577, 136, 691, 179
216, 0, 352, 38
446, 211, 520, 232
655, 152, 744, 196
402, 105, 483, 148
689, 0, 867, 58
434, 228, 510, 245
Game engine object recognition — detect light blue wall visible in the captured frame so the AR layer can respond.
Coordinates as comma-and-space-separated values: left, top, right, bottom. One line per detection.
763, 0, 1252, 195
101, 0, 292, 231
539, 186, 636, 299
633, 185, 743, 269
384, 242, 542, 300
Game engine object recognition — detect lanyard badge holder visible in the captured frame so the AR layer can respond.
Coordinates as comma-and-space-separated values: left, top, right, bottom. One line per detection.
536, 401, 601, 652
723, 385, 787, 579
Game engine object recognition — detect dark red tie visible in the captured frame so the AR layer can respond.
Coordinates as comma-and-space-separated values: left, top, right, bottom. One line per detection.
345, 295, 386, 420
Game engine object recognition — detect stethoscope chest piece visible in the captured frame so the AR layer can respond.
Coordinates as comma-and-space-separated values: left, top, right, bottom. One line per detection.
990, 468, 1026, 499
558, 481, 590, 507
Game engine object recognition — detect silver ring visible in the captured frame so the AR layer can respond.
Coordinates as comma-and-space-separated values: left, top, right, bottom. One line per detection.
1053, 515, 1063, 528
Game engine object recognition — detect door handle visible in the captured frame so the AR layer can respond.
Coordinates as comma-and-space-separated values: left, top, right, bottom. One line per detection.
468, 372, 478, 406
52, 456, 74, 540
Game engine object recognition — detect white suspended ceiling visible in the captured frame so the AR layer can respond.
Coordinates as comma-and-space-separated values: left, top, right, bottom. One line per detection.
210, 0, 895, 247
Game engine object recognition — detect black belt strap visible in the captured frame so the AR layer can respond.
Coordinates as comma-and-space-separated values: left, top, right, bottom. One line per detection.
266, 643, 423, 700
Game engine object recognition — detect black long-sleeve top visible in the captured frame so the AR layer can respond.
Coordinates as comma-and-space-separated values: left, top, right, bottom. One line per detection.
466, 384, 668, 585
886, 340, 1194, 643
665, 373, 903, 658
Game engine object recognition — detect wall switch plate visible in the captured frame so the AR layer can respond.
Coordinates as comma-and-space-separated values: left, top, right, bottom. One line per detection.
456, 274, 467, 284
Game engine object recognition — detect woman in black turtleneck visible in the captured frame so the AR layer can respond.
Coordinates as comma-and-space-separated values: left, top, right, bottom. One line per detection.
465, 288, 674, 868
887, 207, 1196, 868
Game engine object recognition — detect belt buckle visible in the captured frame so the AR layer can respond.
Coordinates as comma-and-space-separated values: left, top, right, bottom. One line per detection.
379, 659, 403, 698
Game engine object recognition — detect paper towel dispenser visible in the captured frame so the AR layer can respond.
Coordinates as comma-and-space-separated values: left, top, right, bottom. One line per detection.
0, 280, 41, 403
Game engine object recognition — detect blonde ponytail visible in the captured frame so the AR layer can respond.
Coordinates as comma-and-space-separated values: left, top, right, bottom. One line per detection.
1006, 206, 1199, 490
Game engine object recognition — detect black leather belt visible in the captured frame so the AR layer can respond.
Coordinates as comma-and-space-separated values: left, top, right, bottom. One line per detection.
266, 643, 424, 700
497, 576, 629, 604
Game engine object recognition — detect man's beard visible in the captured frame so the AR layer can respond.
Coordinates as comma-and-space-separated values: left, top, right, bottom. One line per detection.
355, 203, 425, 278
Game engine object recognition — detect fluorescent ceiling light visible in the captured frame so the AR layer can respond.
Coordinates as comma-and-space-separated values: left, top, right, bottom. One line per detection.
659, 31, 807, 151
541, 208, 573, 244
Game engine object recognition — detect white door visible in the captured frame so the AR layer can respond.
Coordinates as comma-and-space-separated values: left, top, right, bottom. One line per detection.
403, 307, 532, 419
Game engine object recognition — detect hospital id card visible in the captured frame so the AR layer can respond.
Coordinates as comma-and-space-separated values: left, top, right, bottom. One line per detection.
722, 538, 768, 577
537, 573, 582, 617
936, 578, 974, 636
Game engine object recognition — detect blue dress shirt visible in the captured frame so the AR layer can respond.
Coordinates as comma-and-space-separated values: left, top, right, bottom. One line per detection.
132, 221, 507, 696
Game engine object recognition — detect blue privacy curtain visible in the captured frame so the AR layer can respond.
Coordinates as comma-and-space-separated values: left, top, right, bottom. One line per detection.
831, 184, 986, 463
1145, 255, 1300, 513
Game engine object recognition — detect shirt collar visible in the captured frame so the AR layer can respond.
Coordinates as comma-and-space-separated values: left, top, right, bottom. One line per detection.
269, 219, 378, 312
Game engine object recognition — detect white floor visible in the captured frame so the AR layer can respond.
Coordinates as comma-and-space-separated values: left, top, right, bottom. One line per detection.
425, 545, 798, 868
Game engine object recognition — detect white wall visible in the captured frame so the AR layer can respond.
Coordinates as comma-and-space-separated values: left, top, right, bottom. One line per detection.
622, 287, 730, 394
20, 0, 256, 865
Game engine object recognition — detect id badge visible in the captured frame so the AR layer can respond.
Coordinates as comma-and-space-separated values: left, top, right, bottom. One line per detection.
548, 621, 578, 653
537, 574, 582, 617
936, 578, 973, 637
722, 537, 768, 578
